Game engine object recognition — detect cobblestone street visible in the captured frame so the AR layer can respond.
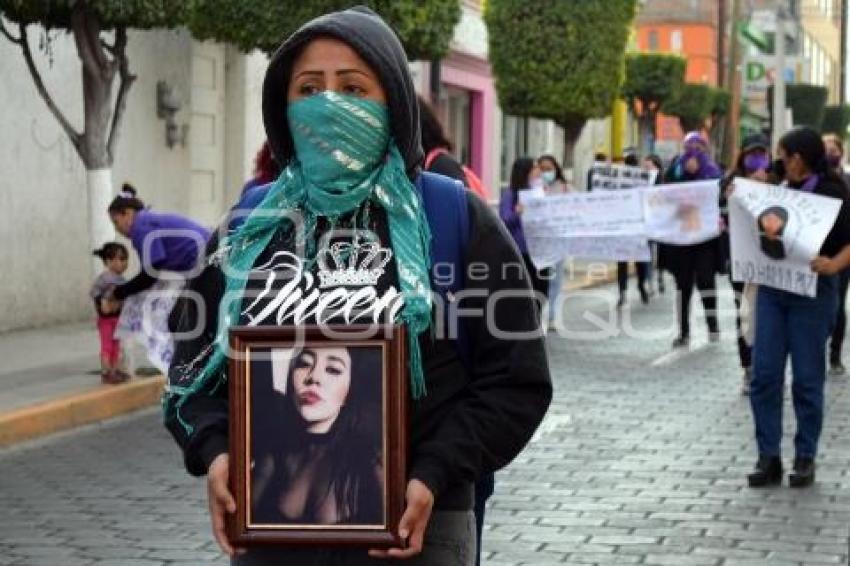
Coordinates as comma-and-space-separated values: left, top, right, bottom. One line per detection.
2, 281, 849, 565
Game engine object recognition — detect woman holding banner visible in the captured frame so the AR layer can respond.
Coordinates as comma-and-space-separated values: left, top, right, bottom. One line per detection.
823, 133, 850, 377
746, 127, 850, 488
720, 134, 772, 394
662, 132, 723, 348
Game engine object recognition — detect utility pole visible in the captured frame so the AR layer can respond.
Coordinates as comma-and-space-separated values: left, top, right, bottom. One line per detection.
724, 0, 742, 165
772, 2, 787, 147
719, 0, 727, 87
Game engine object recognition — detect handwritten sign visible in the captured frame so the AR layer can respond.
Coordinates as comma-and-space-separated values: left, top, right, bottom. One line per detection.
729, 178, 841, 297
524, 191, 650, 265
643, 180, 721, 245
589, 162, 657, 191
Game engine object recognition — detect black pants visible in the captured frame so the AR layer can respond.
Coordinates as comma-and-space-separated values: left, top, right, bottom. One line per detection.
473, 474, 494, 566
829, 269, 850, 364
671, 243, 718, 338
522, 254, 551, 317
617, 262, 650, 294
730, 277, 752, 369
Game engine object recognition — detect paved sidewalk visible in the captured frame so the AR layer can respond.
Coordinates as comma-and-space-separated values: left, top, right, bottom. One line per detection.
1, 278, 848, 565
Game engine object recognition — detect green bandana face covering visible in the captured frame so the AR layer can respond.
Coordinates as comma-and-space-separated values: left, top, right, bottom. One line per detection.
165, 91, 433, 433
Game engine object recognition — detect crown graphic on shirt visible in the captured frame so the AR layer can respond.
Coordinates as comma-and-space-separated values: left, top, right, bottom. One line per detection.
316, 240, 393, 288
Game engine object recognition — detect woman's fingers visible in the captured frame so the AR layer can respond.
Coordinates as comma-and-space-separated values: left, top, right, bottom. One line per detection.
368, 479, 434, 560
206, 454, 240, 557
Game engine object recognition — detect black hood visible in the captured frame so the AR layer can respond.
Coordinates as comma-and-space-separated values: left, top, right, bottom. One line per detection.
262, 6, 423, 176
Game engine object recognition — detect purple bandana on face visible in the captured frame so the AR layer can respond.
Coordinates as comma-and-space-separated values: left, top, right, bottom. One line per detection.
743, 152, 770, 174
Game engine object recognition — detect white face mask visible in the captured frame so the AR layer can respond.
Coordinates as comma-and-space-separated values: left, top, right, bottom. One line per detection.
541, 170, 557, 185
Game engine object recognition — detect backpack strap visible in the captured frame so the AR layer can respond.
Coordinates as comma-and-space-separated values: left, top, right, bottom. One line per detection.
415, 171, 472, 368
424, 148, 449, 170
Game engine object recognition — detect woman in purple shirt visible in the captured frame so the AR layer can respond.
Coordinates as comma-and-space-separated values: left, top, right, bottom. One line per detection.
105, 184, 212, 303
499, 157, 552, 305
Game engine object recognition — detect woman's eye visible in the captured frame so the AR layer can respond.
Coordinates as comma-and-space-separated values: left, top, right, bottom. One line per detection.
342, 84, 366, 97
326, 365, 343, 376
298, 83, 320, 96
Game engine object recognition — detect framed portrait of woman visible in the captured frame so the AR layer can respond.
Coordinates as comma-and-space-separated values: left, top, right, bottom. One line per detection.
227, 324, 407, 547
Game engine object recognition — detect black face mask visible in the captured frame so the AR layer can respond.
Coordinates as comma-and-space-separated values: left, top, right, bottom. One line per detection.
770, 158, 786, 179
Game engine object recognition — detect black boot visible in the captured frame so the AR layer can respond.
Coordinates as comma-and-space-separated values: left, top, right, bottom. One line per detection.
789, 457, 815, 488
747, 455, 783, 487
639, 283, 650, 305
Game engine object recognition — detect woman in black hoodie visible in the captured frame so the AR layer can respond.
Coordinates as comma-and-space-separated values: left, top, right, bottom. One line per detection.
164, 7, 551, 565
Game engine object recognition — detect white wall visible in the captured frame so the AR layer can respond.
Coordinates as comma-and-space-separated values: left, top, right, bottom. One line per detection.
0, 27, 193, 332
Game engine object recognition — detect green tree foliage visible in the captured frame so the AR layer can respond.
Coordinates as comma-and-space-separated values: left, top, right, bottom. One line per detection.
0, 1, 186, 30
621, 53, 686, 154
187, 0, 461, 60
821, 105, 850, 136
663, 82, 714, 133
484, 0, 638, 166
768, 83, 829, 130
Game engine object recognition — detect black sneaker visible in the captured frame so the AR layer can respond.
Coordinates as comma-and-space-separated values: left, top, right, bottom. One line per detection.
789, 457, 815, 488
828, 361, 845, 377
672, 336, 690, 349
747, 455, 783, 487
639, 284, 650, 304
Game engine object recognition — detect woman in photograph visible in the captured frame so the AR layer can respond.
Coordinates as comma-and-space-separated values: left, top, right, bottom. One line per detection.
251, 347, 382, 526
746, 127, 850, 488
165, 6, 552, 565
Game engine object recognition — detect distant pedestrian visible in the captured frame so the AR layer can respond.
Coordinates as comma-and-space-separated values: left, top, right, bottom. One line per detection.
538, 154, 569, 328
103, 184, 211, 308
662, 132, 723, 348
823, 133, 850, 376
719, 133, 772, 394
90, 242, 130, 385
643, 154, 666, 295
747, 127, 850, 488
500, 157, 552, 308
617, 153, 650, 307
419, 95, 490, 201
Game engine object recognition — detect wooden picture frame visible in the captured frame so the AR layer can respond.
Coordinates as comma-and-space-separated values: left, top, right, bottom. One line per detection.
227, 324, 407, 547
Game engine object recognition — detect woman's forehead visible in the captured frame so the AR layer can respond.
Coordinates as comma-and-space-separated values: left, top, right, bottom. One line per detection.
291, 38, 376, 77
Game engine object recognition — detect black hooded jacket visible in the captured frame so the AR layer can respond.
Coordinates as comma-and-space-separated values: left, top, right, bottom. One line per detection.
165, 6, 552, 511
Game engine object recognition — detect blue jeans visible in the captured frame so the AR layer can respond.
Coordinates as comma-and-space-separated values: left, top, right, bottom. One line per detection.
750, 276, 838, 459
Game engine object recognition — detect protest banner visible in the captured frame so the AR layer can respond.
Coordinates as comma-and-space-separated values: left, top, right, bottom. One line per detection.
523, 190, 650, 265
643, 180, 721, 245
729, 178, 841, 297
589, 161, 657, 191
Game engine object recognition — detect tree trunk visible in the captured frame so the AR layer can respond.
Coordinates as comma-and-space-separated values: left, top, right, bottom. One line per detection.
87, 168, 116, 272
560, 116, 587, 170
638, 114, 654, 157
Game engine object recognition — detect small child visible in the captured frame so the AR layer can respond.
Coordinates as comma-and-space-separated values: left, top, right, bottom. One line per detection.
91, 243, 130, 385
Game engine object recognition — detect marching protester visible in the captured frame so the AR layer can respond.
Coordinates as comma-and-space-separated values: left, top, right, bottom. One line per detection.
823, 133, 850, 376
500, 157, 553, 308
90, 242, 130, 384
164, 7, 552, 564
418, 92, 494, 566
643, 154, 666, 295
746, 127, 850, 488
617, 152, 651, 307
662, 132, 723, 348
538, 154, 569, 328
720, 133, 772, 394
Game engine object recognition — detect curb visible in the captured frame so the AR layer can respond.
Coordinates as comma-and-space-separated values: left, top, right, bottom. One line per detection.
0, 375, 165, 448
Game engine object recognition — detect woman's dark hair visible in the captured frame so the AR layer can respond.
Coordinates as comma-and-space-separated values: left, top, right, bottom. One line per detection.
508, 157, 536, 206
253, 141, 280, 184
92, 242, 128, 263
643, 154, 664, 172
107, 183, 145, 215
417, 95, 453, 154
624, 153, 640, 167
778, 126, 835, 179
538, 154, 566, 182
252, 347, 383, 524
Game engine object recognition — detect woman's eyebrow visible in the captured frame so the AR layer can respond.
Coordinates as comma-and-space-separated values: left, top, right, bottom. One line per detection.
336, 69, 371, 77
293, 70, 323, 80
